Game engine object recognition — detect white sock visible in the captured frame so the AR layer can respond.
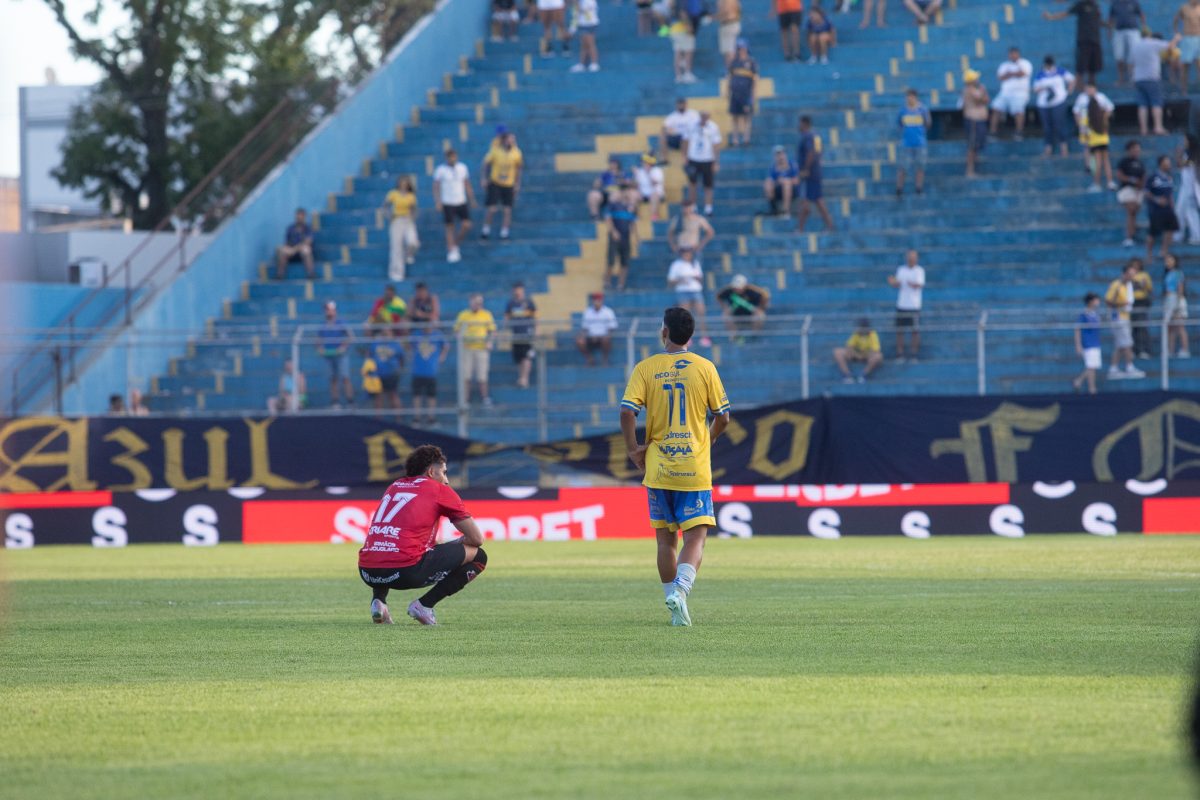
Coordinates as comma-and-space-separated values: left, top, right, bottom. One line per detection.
673, 563, 696, 596
662, 582, 674, 599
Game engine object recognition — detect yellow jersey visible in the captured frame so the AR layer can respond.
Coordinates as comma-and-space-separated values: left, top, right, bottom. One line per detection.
454, 309, 497, 350
485, 146, 523, 188
621, 350, 730, 491
385, 190, 416, 218
846, 331, 880, 354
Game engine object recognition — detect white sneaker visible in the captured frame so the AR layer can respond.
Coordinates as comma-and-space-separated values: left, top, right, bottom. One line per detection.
500, 227, 510, 239
406, 599, 438, 625
1086, 184, 1102, 193
842, 376, 855, 384
1122, 238, 1135, 247
569, 62, 586, 72
820, 56, 829, 64
1125, 366, 1147, 378
703, 204, 713, 215
447, 248, 461, 263
807, 56, 817, 65
370, 598, 393, 624
406, 254, 416, 265
1108, 366, 1126, 379
1178, 350, 1192, 358
588, 62, 600, 72
1107, 181, 1118, 190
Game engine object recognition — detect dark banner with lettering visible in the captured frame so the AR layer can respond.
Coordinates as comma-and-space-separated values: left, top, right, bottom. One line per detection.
2, 392, 1200, 492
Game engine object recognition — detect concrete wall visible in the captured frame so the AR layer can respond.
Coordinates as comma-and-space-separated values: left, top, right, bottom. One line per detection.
41, 0, 489, 414
0, 230, 213, 285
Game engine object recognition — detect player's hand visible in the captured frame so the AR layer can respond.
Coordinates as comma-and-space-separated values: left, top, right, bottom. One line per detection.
628, 444, 648, 471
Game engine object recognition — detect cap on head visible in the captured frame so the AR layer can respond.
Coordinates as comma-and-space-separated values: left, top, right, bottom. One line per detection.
964, 69, 980, 83
856, 317, 871, 330
590, 291, 604, 301
642, 152, 657, 165
736, 37, 749, 50
732, 274, 748, 289
324, 300, 336, 312
772, 144, 786, 155
495, 124, 508, 135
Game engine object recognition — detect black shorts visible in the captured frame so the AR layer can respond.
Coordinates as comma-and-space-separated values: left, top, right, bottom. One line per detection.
1076, 40, 1102, 75
582, 336, 608, 351
729, 93, 753, 117
686, 160, 715, 188
380, 374, 400, 393
1089, 143, 1109, 154
512, 342, 534, 363
359, 540, 466, 592
442, 203, 470, 223
486, 183, 515, 207
778, 10, 801, 28
895, 309, 921, 329
607, 233, 632, 267
666, 133, 683, 150
1149, 209, 1180, 237
412, 375, 437, 397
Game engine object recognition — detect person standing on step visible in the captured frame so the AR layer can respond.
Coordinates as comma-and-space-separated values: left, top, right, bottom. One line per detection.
903, 0, 942, 26
1033, 56, 1074, 158
481, 131, 523, 241
1131, 259, 1154, 358
504, 282, 538, 389
1146, 154, 1181, 262
860, 0, 886, 29
961, 69, 990, 178
492, 0, 520, 41
433, 148, 475, 264
1110, 0, 1146, 86
670, 7, 698, 84
454, 293, 498, 407
317, 301, 354, 409
667, 247, 713, 346
605, 182, 639, 291
408, 319, 450, 426
717, 0, 742, 67
887, 249, 925, 362
368, 327, 404, 411
1072, 292, 1103, 394
1117, 140, 1147, 247
538, 0, 570, 56
683, 110, 722, 214
727, 39, 758, 147
1105, 260, 1147, 378
634, 152, 666, 221
1163, 254, 1191, 358
668, 199, 716, 264
796, 115, 835, 231
1043, 0, 1103, 86
1174, 0, 1200, 93
990, 47, 1032, 139
1131, 32, 1182, 137
383, 176, 419, 281
896, 89, 930, 196
1074, 83, 1115, 192
570, 0, 601, 72
773, 0, 804, 62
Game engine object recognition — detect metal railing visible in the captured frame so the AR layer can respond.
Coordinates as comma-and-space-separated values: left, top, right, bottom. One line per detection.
6, 309, 1200, 422
6, 82, 340, 417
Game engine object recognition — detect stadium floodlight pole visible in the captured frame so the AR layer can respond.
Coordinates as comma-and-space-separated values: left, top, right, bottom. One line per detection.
290, 325, 303, 413
800, 314, 811, 400
976, 310, 989, 397
1161, 317, 1170, 391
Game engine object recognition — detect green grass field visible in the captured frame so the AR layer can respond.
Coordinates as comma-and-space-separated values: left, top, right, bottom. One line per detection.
2, 536, 1200, 799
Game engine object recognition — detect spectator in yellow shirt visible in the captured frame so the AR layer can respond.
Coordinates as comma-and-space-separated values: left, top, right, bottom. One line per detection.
454, 293, 498, 406
481, 130, 523, 241
383, 177, 419, 281
834, 317, 884, 383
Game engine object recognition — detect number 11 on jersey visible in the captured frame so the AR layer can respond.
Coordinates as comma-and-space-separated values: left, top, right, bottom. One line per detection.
661, 382, 686, 427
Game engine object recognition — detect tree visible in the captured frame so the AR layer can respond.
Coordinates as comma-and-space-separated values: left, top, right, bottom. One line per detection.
44, 0, 422, 230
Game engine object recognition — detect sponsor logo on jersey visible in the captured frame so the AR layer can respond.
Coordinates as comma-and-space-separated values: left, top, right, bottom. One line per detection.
673, 358, 692, 370
658, 444, 694, 458
663, 431, 692, 440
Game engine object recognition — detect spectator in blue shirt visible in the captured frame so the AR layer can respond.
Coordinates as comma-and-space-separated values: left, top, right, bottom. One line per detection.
763, 145, 798, 216
796, 115, 835, 231
368, 327, 404, 411
1073, 292, 1103, 393
587, 157, 630, 220
408, 321, 450, 425
896, 89, 931, 196
316, 301, 354, 408
605, 184, 639, 291
1163, 254, 1191, 358
1146, 154, 1180, 263
275, 208, 315, 280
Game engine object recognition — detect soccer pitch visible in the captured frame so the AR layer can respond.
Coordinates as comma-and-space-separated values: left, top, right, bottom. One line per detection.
2, 537, 1199, 799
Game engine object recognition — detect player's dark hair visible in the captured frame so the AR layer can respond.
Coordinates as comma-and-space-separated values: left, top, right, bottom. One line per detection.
405, 445, 447, 477
663, 307, 695, 345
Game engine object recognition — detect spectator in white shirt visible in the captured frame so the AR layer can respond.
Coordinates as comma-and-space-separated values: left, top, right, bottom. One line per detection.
990, 47, 1032, 139
634, 152, 666, 220
1072, 83, 1116, 190
667, 247, 712, 345
432, 148, 476, 264
660, 98, 700, 163
683, 111, 722, 215
886, 249, 926, 361
1033, 56, 1075, 158
577, 292, 619, 365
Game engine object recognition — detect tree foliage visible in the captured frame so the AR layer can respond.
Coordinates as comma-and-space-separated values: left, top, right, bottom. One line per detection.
45, 0, 431, 229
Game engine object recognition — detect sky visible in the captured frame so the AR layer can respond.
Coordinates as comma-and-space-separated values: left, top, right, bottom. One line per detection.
0, 1, 105, 178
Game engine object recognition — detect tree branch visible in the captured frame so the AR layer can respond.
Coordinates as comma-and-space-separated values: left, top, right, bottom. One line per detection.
42, 0, 131, 92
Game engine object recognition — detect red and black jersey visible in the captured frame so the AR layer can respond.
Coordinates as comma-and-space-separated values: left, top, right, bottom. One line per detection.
358, 477, 471, 568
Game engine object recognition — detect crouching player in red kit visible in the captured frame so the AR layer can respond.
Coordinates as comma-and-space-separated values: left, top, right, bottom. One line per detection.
358, 445, 487, 625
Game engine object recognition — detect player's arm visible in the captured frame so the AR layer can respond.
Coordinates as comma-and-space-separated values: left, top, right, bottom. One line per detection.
620, 407, 647, 470
453, 517, 484, 547
710, 410, 730, 441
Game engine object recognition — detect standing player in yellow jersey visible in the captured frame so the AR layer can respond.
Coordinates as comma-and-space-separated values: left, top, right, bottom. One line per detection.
481, 131, 524, 241
620, 307, 730, 626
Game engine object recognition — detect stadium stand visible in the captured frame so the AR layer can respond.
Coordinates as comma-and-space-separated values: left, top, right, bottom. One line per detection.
74, 0, 1200, 439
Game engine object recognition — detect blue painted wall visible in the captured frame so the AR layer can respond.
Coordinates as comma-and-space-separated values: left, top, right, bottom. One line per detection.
57, 0, 490, 414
